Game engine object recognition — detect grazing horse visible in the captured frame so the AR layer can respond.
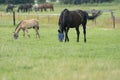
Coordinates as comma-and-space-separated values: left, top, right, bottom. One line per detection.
34, 3, 54, 12
26, 3, 32, 12
17, 3, 32, 12
58, 9, 101, 42
17, 4, 25, 12
6, 4, 15, 12
34, 4, 46, 12
34, 4, 39, 12
44, 3, 54, 11
13, 19, 40, 39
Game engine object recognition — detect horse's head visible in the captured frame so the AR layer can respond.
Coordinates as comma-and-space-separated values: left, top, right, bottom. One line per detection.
13, 33, 18, 39
58, 30, 64, 42
57, 9, 70, 42
58, 17, 64, 42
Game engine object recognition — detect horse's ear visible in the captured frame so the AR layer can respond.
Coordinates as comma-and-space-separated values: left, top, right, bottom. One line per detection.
58, 30, 61, 33
64, 8, 69, 11
64, 9, 69, 13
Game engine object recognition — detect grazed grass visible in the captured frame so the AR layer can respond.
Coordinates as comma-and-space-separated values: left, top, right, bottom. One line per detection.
0, 25, 120, 80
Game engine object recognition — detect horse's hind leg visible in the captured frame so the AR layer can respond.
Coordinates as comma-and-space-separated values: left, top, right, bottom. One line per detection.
37, 32, 40, 38
36, 30, 40, 38
35, 27, 40, 38
76, 27, 80, 42
82, 24, 86, 43
52, 7, 54, 11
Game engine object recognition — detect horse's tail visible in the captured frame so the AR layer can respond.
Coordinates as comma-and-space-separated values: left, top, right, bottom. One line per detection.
87, 10, 101, 20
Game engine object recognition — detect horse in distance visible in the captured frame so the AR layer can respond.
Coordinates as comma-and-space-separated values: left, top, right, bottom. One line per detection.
13, 19, 40, 39
34, 4, 39, 12
34, 3, 54, 12
44, 3, 54, 11
58, 9, 101, 42
34, 4, 46, 12
17, 3, 32, 12
6, 4, 15, 12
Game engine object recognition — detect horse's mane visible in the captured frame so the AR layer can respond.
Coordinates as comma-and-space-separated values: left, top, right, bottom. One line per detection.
15, 20, 23, 31
60, 9, 69, 16
59, 9, 69, 24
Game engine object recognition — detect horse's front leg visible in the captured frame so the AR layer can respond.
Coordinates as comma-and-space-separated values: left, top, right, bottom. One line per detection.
65, 28, 69, 42
25, 29, 30, 38
76, 27, 80, 42
22, 29, 25, 37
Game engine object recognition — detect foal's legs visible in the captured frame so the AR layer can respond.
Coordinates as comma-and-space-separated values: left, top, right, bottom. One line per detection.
36, 30, 40, 38
22, 29, 25, 37
25, 29, 30, 38
76, 27, 80, 42
35, 26, 40, 38
22, 29, 30, 38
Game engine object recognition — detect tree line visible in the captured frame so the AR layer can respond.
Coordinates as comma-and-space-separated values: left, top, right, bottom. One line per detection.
0, 0, 118, 4
63, 0, 113, 4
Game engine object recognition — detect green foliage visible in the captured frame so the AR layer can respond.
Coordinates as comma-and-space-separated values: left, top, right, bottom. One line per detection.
37, 0, 46, 3
0, 0, 34, 4
0, 0, 119, 4
114, 0, 120, 2
60, 0, 113, 4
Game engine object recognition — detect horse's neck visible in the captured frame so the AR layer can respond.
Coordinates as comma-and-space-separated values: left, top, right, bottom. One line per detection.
15, 27, 21, 34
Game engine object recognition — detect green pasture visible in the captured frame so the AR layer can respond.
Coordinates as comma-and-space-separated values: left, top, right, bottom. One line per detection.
0, 4, 120, 80
0, 25, 120, 80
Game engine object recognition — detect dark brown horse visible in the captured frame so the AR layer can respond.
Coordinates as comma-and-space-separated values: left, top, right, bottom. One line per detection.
13, 19, 40, 39
6, 4, 15, 12
17, 3, 32, 12
58, 9, 101, 42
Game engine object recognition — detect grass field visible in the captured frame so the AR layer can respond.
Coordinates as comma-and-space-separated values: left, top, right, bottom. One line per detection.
0, 25, 120, 80
0, 3, 120, 80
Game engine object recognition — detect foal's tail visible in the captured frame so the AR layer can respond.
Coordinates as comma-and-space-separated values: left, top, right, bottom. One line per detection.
87, 10, 102, 20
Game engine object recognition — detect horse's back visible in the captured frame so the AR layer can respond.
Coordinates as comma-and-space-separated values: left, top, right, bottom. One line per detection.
20, 19, 39, 29
59, 9, 84, 27
25, 19, 38, 25
38, 4, 44, 8
44, 3, 53, 8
